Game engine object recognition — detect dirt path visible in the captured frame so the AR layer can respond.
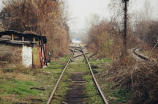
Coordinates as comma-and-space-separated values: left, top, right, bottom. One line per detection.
66, 72, 87, 104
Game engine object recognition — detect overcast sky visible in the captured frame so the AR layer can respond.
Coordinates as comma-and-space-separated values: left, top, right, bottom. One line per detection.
67, 0, 158, 30
0, 0, 158, 31
0, 0, 4, 11
67, 0, 111, 31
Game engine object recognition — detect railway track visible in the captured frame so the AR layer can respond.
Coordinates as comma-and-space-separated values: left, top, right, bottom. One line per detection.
47, 45, 108, 104
133, 48, 149, 61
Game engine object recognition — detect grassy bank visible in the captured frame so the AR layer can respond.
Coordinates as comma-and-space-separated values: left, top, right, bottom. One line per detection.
0, 55, 132, 104
0, 56, 69, 104
89, 57, 131, 104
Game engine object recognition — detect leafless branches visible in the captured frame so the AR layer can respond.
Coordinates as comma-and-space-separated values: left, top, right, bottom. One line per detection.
87, 0, 158, 103
1, 0, 70, 57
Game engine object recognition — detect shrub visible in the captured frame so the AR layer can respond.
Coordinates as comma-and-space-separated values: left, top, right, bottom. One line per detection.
106, 57, 158, 104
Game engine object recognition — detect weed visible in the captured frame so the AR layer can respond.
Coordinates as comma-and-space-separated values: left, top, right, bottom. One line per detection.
89, 58, 112, 63
89, 57, 132, 104
0, 56, 69, 103
2, 68, 13, 73
51, 69, 72, 104
105, 56, 158, 104
51, 55, 104, 104
83, 74, 104, 104
112, 89, 131, 103
1, 80, 39, 97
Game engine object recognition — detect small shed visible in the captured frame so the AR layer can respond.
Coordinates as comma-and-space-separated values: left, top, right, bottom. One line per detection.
0, 30, 48, 68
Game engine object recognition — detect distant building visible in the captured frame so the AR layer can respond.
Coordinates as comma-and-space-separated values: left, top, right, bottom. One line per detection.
72, 39, 81, 44
0, 30, 48, 68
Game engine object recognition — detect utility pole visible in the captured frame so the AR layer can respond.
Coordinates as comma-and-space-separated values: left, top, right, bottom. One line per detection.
122, 0, 129, 53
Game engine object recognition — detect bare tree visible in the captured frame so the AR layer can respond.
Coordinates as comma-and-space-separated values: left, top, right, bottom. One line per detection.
1, 0, 70, 57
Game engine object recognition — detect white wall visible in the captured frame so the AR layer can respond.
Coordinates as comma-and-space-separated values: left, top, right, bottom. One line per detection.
22, 45, 32, 67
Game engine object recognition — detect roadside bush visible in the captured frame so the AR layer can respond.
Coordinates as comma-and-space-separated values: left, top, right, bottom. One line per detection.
87, 20, 124, 59
106, 57, 158, 104
87, 0, 158, 103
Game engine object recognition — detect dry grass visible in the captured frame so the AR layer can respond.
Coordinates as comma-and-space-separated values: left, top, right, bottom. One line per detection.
86, 1, 158, 103
87, 20, 123, 59
0, 66, 4, 77
2, 73, 35, 81
106, 55, 158, 104
0, 65, 2, 72
1, 94, 20, 103
0, 64, 35, 81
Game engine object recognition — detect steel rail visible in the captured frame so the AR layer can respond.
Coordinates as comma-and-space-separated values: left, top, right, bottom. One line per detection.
47, 46, 77, 104
79, 45, 109, 104
133, 48, 149, 61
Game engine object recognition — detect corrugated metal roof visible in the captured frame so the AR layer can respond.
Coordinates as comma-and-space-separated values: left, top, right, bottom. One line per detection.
0, 30, 47, 43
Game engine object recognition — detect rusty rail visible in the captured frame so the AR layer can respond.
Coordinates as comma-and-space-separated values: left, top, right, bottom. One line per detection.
73, 53, 88, 58
47, 44, 108, 104
133, 48, 149, 61
79, 45, 109, 104
47, 45, 76, 104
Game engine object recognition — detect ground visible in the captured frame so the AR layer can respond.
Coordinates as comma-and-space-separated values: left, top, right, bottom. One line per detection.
0, 56, 69, 104
0, 45, 129, 104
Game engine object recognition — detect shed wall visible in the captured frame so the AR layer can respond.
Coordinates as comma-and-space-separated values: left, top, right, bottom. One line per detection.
22, 45, 32, 67
32, 47, 41, 68
0, 43, 22, 64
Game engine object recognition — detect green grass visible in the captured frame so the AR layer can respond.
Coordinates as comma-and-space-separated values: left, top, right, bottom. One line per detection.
1, 68, 14, 73
0, 56, 69, 104
0, 79, 40, 104
48, 56, 131, 104
1, 80, 39, 96
51, 71, 72, 104
70, 57, 104, 104
83, 74, 104, 104
0, 54, 130, 104
51, 55, 105, 104
90, 57, 131, 104
98, 81, 131, 104
68, 63, 89, 72
112, 89, 131, 103
89, 58, 112, 64
45, 61, 63, 69
50, 61, 89, 103
89, 58, 112, 74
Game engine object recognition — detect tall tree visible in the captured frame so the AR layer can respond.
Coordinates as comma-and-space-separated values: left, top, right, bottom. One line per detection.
1, 0, 70, 57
